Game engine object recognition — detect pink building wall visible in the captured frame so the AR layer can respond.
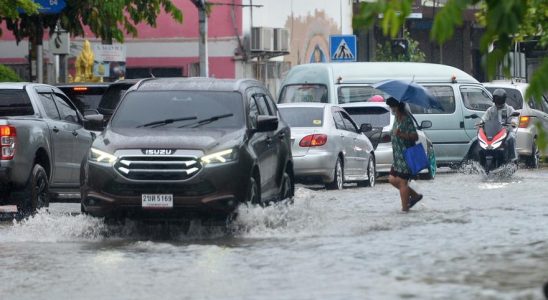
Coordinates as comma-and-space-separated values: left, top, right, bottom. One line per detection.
0, 0, 243, 79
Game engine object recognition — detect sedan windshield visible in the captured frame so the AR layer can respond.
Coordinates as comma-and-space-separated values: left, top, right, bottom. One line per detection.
111, 91, 244, 129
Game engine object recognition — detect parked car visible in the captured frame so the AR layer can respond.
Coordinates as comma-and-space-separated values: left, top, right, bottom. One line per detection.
483, 81, 548, 167
81, 78, 294, 221
278, 62, 494, 167
341, 102, 436, 179
56, 82, 110, 115
0, 83, 94, 214
277, 103, 376, 189
96, 79, 142, 122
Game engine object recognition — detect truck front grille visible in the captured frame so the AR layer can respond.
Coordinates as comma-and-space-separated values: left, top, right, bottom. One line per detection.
114, 156, 201, 181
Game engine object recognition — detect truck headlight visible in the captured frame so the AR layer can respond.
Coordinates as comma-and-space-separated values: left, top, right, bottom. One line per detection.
89, 148, 117, 164
200, 149, 237, 165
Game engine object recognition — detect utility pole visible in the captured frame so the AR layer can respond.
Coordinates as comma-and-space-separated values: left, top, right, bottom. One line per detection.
193, 0, 209, 77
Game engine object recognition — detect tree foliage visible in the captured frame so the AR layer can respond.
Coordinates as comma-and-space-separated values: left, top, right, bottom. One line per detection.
0, 64, 22, 82
354, 0, 548, 147
0, 0, 38, 35
375, 29, 426, 62
1, 0, 183, 44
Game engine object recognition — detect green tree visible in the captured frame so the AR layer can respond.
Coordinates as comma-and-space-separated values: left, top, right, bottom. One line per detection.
354, 0, 548, 146
1, 0, 183, 44
375, 29, 426, 62
0, 0, 39, 19
0, 64, 22, 82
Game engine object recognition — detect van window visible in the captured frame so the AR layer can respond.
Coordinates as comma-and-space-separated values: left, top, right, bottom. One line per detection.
338, 86, 386, 104
461, 86, 494, 111
279, 84, 328, 103
408, 86, 455, 114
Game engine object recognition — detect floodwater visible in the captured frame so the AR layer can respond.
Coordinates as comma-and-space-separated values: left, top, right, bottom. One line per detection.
1, 166, 547, 300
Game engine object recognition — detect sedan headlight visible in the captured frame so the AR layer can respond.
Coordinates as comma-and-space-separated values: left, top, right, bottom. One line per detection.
200, 149, 237, 165
89, 148, 117, 164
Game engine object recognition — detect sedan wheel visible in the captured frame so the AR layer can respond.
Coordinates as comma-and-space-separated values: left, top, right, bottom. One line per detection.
358, 156, 376, 187
326, 158, 344, 190
526, 139, 540, 168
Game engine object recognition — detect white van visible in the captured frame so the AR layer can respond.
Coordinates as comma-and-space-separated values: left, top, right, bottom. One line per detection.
278, 62, 494, 167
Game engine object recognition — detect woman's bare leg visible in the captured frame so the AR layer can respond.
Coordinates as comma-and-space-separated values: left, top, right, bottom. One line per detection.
390, 175, 410, 211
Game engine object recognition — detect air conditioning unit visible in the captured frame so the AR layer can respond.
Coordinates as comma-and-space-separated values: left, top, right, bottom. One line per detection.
273, 28, 290, 52
251, 27, 273, 52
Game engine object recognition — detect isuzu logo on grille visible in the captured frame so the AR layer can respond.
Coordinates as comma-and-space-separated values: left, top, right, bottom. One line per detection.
143, 149, 174, 155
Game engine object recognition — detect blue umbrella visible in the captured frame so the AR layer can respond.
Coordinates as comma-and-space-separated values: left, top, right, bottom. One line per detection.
372, 79, 444, 111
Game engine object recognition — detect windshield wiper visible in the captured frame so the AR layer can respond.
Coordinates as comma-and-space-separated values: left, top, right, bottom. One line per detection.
178, 113, 234, 128
137, 116, 197, 128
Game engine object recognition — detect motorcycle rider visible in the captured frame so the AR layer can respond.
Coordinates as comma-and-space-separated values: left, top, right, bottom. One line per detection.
480, 88, 519, 162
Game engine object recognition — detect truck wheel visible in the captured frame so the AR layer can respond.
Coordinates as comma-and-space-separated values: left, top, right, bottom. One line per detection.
279, 169, 294, 201
19, 164, 50, 214
247, 176, 261, 205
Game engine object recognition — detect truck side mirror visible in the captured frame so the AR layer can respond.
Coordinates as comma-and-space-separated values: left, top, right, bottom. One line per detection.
84, 114, 105, 131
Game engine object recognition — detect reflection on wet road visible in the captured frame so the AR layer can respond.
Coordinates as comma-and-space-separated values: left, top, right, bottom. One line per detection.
1, 167, 547, 300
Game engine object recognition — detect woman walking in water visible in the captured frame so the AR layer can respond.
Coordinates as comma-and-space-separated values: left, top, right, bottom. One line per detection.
386, 97, 423, 212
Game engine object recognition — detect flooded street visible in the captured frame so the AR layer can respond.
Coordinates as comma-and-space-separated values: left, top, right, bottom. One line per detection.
1, 167, 547, 300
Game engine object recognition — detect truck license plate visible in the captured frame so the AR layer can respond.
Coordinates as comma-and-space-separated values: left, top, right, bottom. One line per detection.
142, 194, 173, 209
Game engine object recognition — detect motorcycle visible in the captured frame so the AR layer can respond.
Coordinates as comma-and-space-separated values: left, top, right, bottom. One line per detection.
469, 111, 520, 173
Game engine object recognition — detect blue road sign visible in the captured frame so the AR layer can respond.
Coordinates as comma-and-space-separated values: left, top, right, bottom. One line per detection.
35, 0, 66, 14
330, 35, 357, 62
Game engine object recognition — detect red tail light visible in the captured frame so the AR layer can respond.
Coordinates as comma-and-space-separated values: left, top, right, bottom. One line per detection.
299, 134, 327, 147
0, 125, 16, 160
381, 132, 391, 143
519, 116, 530, 128
73, 86, 88, 92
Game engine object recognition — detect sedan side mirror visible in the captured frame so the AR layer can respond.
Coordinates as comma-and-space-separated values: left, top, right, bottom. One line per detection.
359, 123, 373, 133
420, 120, 432, 129
256, 115, 279, 132
84, 114, 105, 131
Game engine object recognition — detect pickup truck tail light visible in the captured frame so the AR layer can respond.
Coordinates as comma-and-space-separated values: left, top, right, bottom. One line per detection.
299, 134, 327, 147
0, 125, 16, 160
518, 116, 531, 128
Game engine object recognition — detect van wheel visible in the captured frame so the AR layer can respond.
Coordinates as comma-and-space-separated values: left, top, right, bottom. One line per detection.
526, 139, 540, 168
358, 156, 376, 187
326, 158, 344, 190
19, 164, 49, 215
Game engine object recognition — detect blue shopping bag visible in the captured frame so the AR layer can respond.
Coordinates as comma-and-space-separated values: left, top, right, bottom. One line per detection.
404, 143, 429, 176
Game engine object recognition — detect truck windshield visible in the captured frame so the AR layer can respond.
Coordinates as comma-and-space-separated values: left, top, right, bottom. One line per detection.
0, 89, 34, 116
111, 90, 244, 129
279, 84, 328, 103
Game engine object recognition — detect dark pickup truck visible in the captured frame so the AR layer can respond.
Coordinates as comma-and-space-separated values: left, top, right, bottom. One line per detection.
0, 82, 94, 215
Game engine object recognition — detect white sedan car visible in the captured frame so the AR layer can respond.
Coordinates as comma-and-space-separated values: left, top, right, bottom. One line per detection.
341, 102, 436, 179
278, 103, 376, 189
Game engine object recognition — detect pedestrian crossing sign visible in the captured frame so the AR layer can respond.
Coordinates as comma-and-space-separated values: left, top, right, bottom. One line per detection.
330, 35, 357, 62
